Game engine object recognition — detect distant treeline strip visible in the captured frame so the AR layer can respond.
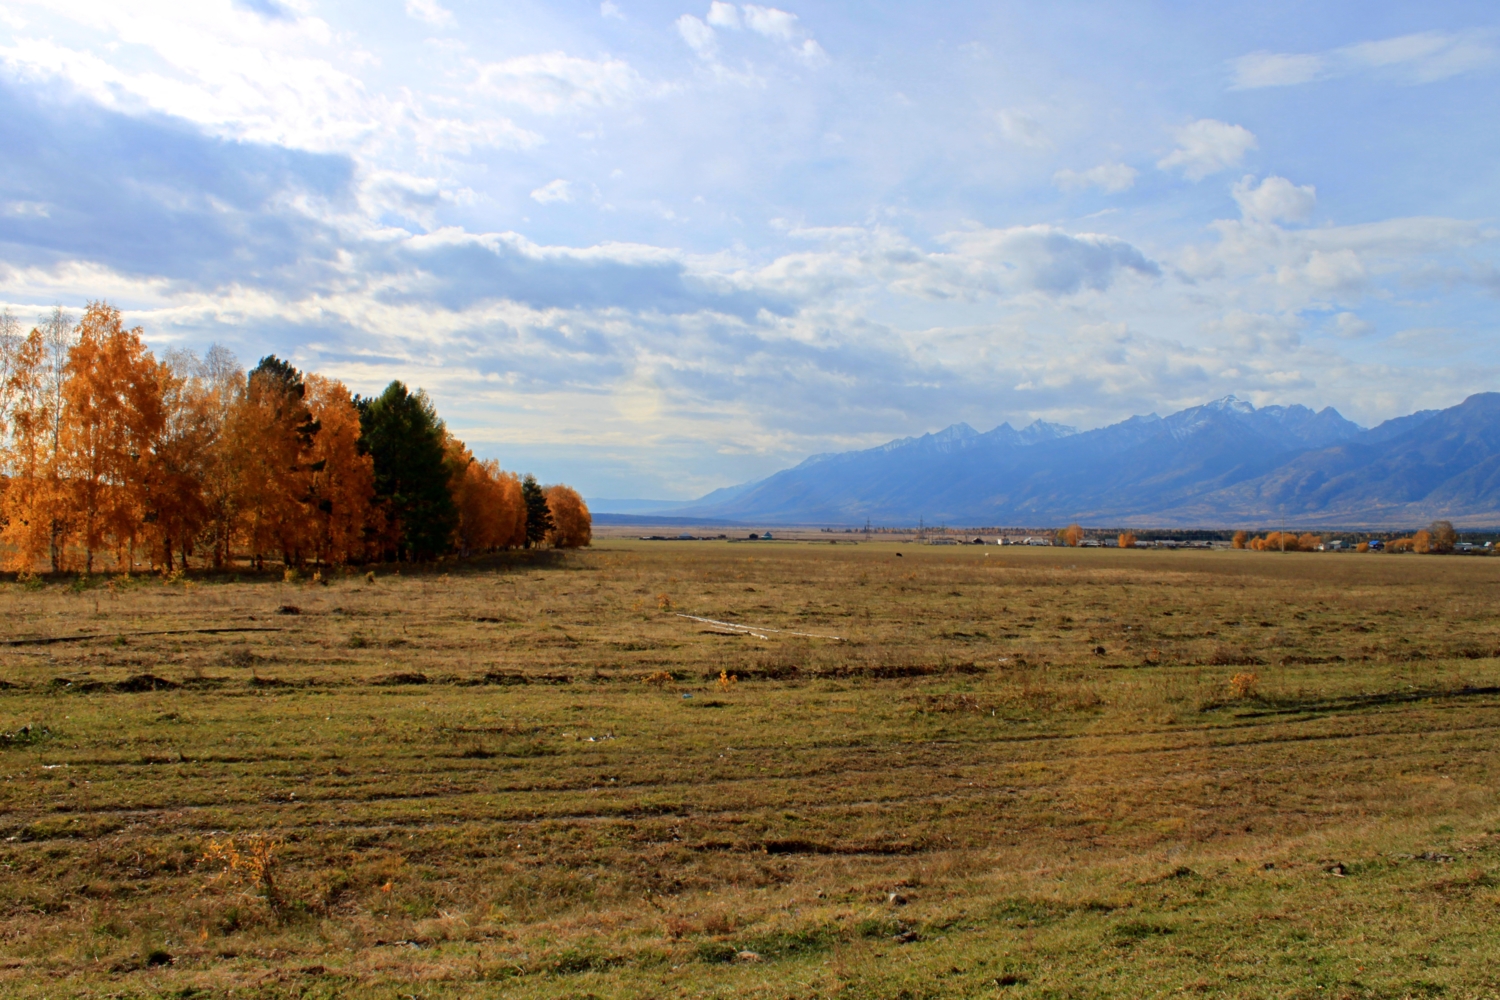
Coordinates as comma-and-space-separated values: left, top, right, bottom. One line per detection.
0, 301, 590, 574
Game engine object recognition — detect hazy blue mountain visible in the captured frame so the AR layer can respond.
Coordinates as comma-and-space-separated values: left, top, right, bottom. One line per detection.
1166, 393, 1500, 525
650, 394, 1500, 527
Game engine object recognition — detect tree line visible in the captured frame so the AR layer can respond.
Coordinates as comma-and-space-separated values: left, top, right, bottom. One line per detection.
1232, 521, 1460, 553
0, 302, 590, 575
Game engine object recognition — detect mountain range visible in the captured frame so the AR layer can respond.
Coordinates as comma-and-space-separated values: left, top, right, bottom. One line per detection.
621, 392, 1500, 528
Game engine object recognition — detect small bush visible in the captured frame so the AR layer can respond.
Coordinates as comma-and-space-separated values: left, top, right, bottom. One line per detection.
202, 836, 288, 924
1228, 672, 1259, 700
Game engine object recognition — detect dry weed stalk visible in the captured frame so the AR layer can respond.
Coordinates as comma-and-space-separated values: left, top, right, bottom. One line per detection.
202, 835, 287, 922
1228, 671, 1259, 700
718, 669, 738, 691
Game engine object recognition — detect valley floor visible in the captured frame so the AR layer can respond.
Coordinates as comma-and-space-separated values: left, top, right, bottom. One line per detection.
1, 543, 1498, 998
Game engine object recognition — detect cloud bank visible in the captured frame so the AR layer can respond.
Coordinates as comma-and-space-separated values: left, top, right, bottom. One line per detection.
0, 2, 1497, 498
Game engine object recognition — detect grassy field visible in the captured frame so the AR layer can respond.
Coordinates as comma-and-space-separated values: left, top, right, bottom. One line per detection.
2, 540, 1500, 998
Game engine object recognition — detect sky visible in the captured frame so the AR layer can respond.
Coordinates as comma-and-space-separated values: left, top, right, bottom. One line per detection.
0, 1, 1497, 499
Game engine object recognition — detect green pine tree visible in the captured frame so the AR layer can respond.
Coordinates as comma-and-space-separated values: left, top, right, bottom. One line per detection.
522, 474, 553, 548
355, 381, 456, 561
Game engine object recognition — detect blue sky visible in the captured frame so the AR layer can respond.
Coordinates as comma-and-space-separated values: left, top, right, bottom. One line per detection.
1, 1, 1497, 498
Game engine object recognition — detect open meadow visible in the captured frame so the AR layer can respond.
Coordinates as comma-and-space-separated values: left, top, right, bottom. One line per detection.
2, 540, 1500, 998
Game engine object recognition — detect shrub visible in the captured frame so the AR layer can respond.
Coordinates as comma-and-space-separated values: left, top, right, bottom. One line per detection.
1228, 672, 1259, 700
202, 836, 287, 923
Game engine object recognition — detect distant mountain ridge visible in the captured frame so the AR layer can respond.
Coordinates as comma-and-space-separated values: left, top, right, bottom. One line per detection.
649, 393, 1500, 528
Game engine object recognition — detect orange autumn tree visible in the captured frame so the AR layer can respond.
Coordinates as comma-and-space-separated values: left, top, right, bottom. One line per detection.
198, 345, 248, 569
1118, 531, 1136, 549
1232, 530, 1248, 549
545, 485, 591, 548
304, 374, 377, 566
146, 349, 218, 571
233, 357, 320, 570
0, 325, 58, 571
445, 434, 526, 554
4, 298, 588, 571
58, 303, 165, 573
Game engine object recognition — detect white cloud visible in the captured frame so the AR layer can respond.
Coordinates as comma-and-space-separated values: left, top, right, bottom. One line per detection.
684, 4, 824, 63
676, 14, 717, 59
404, 0, 453, 28
600, 1, 624, 19
1054, 162, 1137, 194
1232, 175, 1316, 224
1232, 30, 1498, 89
530, 179, 573, 204
747, 223, 1159, 303
4, 200, 49, 217
741, 4, 799, 41
996, 109, 1049, 149
0, 8, 539, 158
1334, 312, 1374, 338
1157, 119, 1257, 181
797, 38, 826, 63
1291, 249, 1366, 293
706, 1, 740, 29
473, 52, 648, 114
1231, 51, 1325, 88
943, 225, 1161, 296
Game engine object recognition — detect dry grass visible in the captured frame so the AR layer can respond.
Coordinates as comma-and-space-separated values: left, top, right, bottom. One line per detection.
1, 541, 1499, 997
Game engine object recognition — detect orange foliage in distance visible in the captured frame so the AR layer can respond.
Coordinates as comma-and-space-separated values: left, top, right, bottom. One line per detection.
305, 374, 378, 566
149, 350, 216, 571
1231, 530, 1247, 549
1118, 531, 1136, 549
0, 326, 58, 572
546, 485, 592, 548
445, 434, 526, 554
59, 303, 166, 573
1, 300, 587, 573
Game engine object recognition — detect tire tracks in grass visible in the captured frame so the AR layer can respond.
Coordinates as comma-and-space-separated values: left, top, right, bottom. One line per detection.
10, 712, 1499, 844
